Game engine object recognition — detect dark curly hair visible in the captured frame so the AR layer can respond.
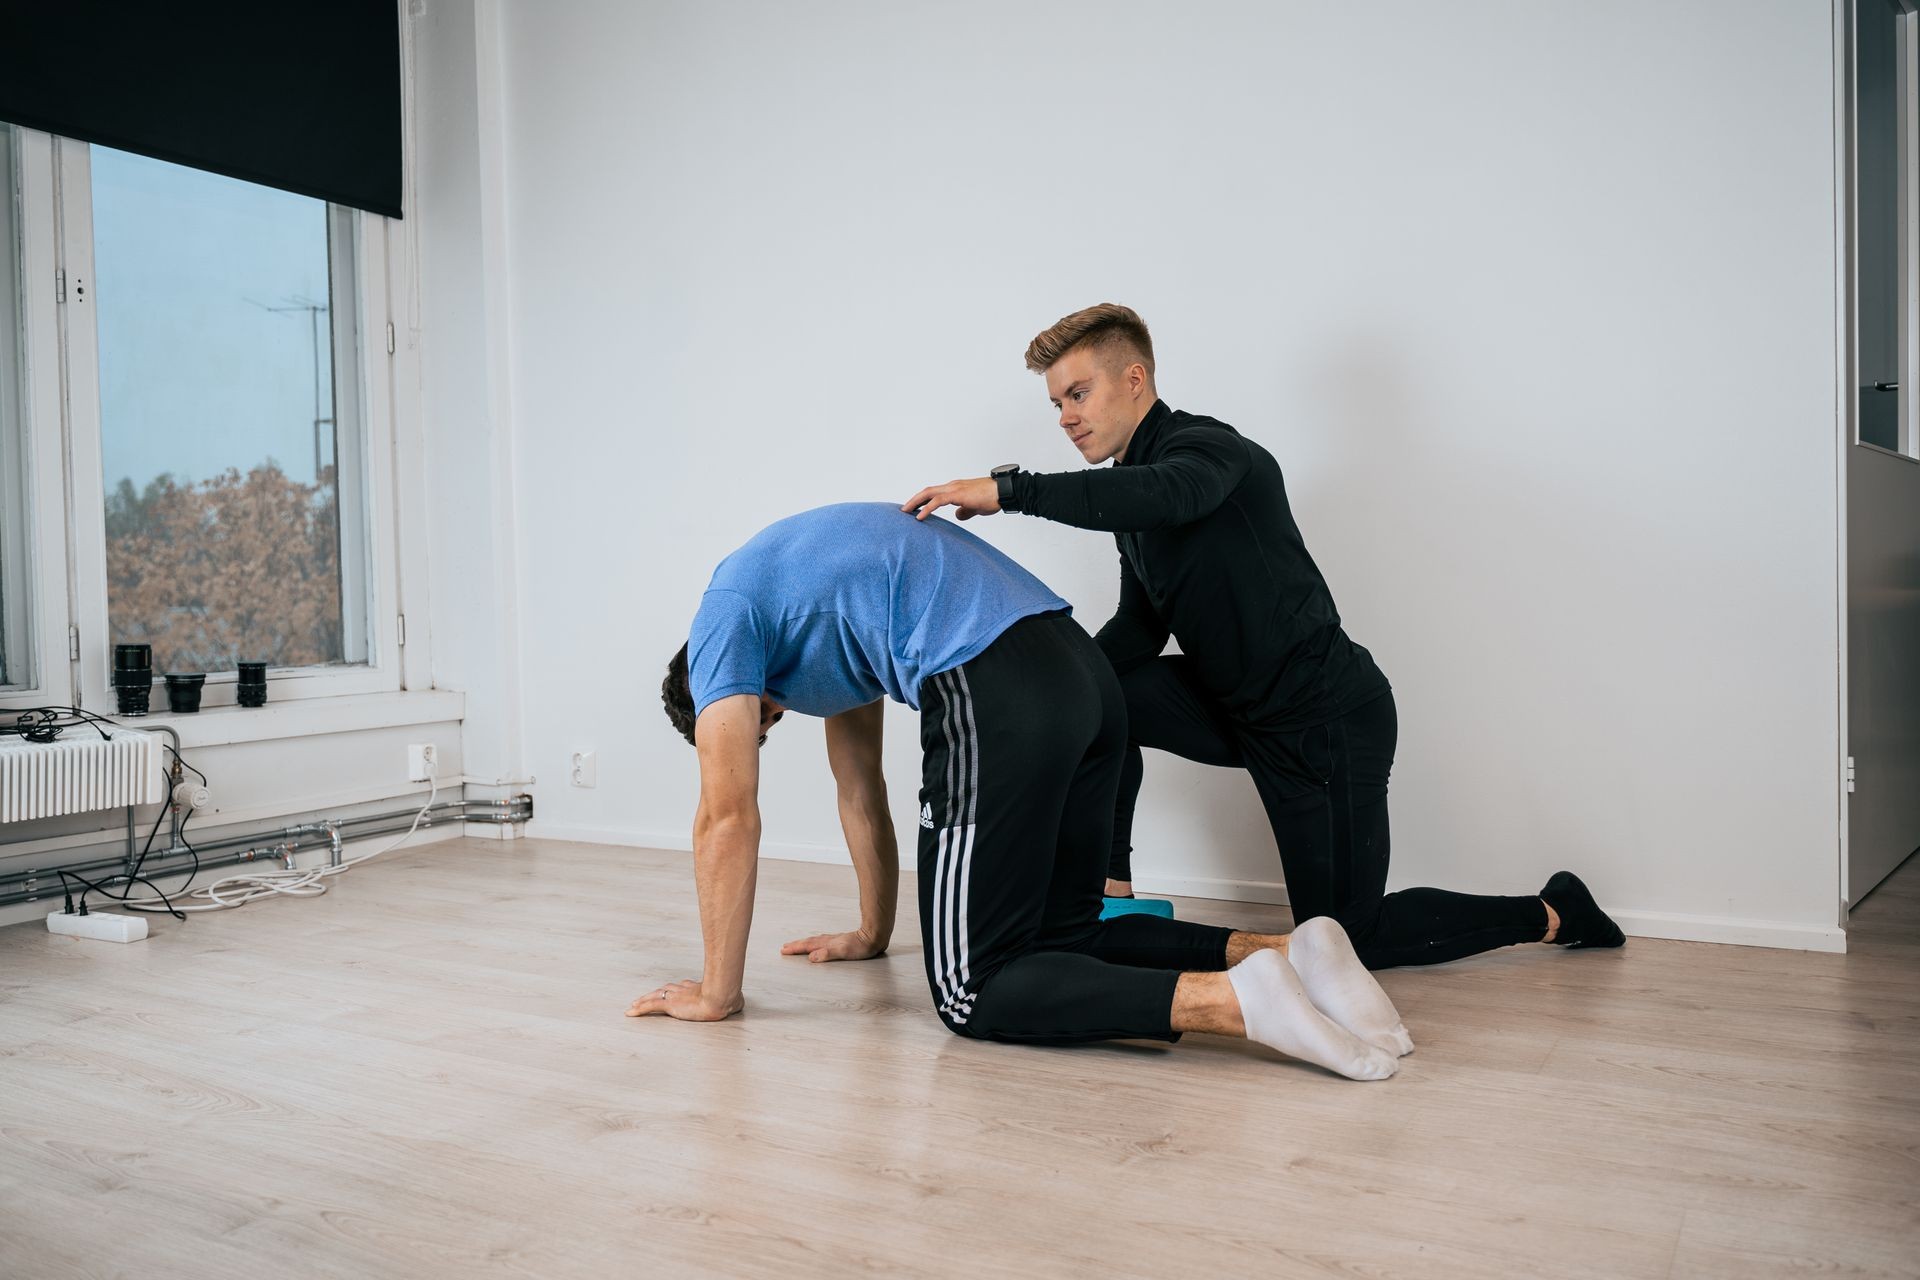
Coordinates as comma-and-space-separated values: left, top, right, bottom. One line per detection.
662, 643, 696, 746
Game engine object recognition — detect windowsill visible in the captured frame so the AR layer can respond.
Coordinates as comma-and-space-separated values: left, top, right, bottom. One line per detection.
111, 687, 464, 749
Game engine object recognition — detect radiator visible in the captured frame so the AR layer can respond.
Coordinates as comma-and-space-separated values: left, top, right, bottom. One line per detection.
0, 731, 167, 825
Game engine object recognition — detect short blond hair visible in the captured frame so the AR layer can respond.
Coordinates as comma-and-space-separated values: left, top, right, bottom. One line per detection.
1024, 303, 1155, 378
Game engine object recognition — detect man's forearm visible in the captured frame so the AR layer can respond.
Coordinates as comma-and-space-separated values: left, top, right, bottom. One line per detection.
837, 791, 899, 947
693, 813, 761, 1000
1004, 434, 1249, 532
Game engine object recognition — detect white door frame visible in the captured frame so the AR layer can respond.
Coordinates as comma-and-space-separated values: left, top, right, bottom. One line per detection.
1835, 0, 1920, 917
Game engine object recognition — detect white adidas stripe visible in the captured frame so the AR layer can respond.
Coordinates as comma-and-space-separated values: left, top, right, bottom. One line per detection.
931, 672, 964, 1017
954, 667, 979, 994
930, 669, 979, 1024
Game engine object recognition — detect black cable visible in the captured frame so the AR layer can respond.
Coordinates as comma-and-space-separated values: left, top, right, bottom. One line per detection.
73, 761, 170, 914
172, 805, 202, 901
60, 705, 116, 737
149, 749, 207, 902
165, 744, 208, 787
3, 707, 113, 743
73, 870, 185, 920
58, 864, 118, 907
19, 707, 208, 921
54, 864, 185, 921
125, 874, 182, 918
65, 707, 119, 737
55, 803, 198, 923
5, 710, 62, 743
122, 780, 171, 889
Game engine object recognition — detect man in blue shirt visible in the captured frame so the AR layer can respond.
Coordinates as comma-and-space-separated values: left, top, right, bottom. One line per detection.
637, 503, 1416, 1080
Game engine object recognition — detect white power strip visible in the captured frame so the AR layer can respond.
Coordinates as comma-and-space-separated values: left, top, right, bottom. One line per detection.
46, 910, 149, 943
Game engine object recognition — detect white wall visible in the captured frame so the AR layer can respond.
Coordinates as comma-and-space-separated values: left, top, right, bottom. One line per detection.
429, 0, 1843, 947
410, 0, 528, 792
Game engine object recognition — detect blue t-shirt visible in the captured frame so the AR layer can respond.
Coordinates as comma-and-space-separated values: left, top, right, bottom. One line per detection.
688, 503, 1070, 718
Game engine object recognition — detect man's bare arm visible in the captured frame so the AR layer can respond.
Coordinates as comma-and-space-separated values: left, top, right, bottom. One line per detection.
627, 694, 762, 1020
783, 699, 898, 962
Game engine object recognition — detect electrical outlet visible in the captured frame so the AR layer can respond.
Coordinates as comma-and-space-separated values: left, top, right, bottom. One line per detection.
570, 750, 597, 788
408, 742, 437, 782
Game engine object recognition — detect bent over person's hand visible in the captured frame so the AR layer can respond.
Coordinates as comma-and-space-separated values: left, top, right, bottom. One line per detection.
781, 928, 887, 963
902, 476, 1000, 521
625, 979, 742, 1021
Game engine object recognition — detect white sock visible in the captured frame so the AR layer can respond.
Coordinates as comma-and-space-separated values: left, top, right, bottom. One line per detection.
1225, 949, 1397, 1081
1287, 916, 1415, 1058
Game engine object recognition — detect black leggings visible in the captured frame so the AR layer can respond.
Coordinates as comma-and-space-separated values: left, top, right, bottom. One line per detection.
916, 614, 1234, 1044
1109, 657, 1547, 969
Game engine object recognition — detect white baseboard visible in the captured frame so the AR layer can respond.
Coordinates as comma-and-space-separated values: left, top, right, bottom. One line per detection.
523, 822, 1848, 954
1137, 879, 1845, 952
1601, 909, 1845, 953
1129, 878, 1845, 952
1130, 873, 1290, 906
524, 821, 845, 864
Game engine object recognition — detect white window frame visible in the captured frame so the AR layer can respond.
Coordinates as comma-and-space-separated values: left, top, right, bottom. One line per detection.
0, 129, 411, 713
59, 136, 404, 709
0, 125, 25, 689
0, 128, 77, 706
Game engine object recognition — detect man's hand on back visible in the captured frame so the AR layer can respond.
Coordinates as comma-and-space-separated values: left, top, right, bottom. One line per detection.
902, 477, 1000, 521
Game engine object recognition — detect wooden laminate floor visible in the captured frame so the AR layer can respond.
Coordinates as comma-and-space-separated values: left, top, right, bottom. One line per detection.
1, 838, 1915, 1279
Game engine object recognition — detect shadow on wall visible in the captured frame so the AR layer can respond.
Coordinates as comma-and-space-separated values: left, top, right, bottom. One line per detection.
1127, 330, 1434, 893
1286, 324, 1763, 904
1136, 322, 1717, 902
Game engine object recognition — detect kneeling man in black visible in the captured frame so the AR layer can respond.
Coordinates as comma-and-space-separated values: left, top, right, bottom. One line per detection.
904, 306, 1624, 969
637, 502, 1413, 1080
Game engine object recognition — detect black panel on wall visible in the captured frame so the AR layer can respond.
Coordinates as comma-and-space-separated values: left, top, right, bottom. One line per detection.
0, 1, 403, 219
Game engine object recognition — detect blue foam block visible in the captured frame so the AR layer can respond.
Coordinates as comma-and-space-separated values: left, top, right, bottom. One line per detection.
1099, 896, 1175, 921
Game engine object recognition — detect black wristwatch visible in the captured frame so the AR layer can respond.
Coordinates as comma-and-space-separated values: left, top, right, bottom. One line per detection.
991, 463, 1021, 511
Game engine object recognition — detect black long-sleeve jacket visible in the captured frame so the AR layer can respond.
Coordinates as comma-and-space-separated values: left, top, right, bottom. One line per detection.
1002, 400, 1388, 730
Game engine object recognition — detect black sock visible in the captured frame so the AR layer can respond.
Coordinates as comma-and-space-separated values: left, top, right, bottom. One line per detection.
1539, 871, 1625, 948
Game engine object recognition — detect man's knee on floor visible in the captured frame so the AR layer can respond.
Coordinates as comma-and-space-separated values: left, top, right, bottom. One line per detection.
927, 964, 1029, 1040
928, 978, 989, 1038
932, 991, 998, 1039
936, 1009, 991, 1039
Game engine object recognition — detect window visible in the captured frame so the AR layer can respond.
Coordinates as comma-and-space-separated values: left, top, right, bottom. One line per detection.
88, 146, 371, 677
0, 126, 29, 689
0, 128, 402, 713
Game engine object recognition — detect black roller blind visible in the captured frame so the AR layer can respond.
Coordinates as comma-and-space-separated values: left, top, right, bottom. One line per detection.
0, 1, 403, 219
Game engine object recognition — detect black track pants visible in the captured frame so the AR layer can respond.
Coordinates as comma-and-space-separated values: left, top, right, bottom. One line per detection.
917, 613, 1234, 1044
1108, 657, 1548, 970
